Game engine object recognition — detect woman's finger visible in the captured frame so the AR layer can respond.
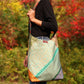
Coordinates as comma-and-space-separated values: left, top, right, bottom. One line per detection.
24, 60, 27, 67
28, 10, 31, 13
27, 13, 30, 16
24, 60, 26, 67
24, 57, 28, 67
29, 9, 35, 13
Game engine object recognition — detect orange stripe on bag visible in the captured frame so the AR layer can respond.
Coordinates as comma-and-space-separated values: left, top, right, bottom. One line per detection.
28, 69, 40, 82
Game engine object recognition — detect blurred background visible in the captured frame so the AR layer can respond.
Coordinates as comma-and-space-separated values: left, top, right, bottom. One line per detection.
0, 0, 84, 84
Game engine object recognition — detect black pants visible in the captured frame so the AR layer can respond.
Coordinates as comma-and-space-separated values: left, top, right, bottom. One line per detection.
29, 81, 46, 84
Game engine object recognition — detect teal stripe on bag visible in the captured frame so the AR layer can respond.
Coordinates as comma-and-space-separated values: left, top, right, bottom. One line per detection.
35, 48, 59, 78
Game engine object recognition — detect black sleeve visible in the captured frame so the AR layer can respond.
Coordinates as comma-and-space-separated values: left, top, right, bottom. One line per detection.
41, 0, 58, 33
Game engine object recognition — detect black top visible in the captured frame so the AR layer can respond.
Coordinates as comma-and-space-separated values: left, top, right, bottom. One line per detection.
28, 0, 58, 38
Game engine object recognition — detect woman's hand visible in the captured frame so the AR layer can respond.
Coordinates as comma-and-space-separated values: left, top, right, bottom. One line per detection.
51, 34, 58, 47
27, 8, 42, 26
24, 56, 28, 67
27, 9, 35, 22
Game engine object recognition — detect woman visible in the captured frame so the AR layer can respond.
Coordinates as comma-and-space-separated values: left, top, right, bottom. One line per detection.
24, 0, 58, 84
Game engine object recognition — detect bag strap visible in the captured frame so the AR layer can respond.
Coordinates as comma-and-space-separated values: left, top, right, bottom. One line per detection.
28, 0, 41, 50
29, 0, 41, 35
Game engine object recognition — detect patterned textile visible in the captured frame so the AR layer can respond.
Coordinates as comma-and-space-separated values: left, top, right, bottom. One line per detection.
28, 34, 63, 82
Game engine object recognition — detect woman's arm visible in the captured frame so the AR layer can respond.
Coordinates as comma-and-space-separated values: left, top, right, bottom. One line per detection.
27, 0, 58, 33
40, 0, 58, 32
32, 18, 42, 27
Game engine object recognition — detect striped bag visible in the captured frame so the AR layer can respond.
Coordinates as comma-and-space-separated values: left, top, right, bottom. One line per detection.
28, 0, 64, 82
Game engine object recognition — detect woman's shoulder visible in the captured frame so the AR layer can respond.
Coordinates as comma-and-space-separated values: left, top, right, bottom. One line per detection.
36, 0, 50, 10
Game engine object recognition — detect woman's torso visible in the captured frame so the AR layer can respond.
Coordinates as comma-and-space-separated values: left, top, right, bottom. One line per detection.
28, 0, 58, 38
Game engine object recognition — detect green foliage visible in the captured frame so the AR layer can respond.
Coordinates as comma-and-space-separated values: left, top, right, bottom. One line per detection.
0, 1, 30, 49
0, 47, 29, 82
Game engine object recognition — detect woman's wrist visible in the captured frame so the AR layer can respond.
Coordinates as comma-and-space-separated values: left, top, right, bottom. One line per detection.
31, 18, 36, 23
31, 18, 36, 22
